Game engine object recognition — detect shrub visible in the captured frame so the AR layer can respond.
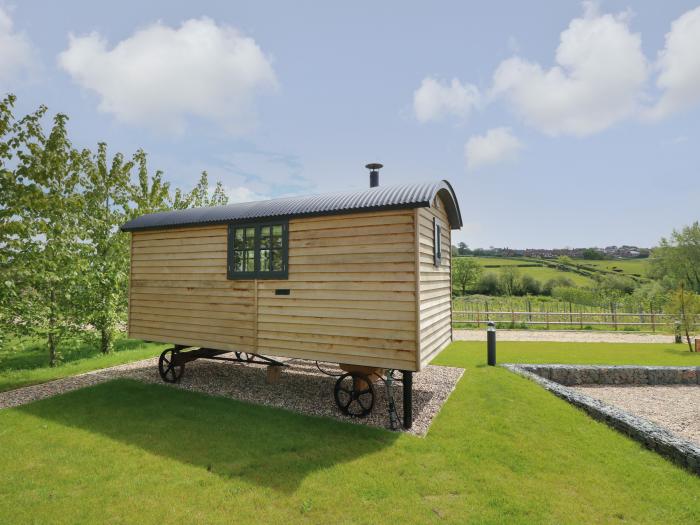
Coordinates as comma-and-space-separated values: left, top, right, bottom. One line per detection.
521, 275, 542, 295
476, 272, 500, 295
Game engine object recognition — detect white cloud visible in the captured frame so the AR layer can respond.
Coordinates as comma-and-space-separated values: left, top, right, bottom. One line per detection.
413, 77, 480, 122
0, 7, 37, 89
58, 17, 277, 134
465, 127, 523, 170
491, 2, 648, 136
647, 6, 700, 119
225, 185, 269, 203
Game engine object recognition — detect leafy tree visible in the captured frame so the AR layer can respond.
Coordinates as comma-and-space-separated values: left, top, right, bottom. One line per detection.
172, 171, 229, 209
666, 284, 699, 351
80, 143, 133, 354
650, 222, 700, 293
582, 248, 605, 260
452, 257, 482, 295
476, 272, 500, 295
2, 104, 85, 365
129, 149, 171, 216
498, 266, 522, 296
520, 274, 541, 295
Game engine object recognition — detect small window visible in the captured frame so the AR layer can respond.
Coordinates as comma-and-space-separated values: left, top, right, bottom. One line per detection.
433, 217, 442, 267
227, 221, 288, 279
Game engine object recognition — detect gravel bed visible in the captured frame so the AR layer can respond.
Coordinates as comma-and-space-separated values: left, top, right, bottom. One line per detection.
572, 385, 700, 446
0, 356, 463, 437
456, 329, 675, 343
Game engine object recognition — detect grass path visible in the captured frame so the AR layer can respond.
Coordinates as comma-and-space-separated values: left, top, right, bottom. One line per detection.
0, 341, 698, 523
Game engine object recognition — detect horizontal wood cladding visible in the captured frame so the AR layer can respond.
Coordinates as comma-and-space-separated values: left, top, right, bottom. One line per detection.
417, 197, 453, 368
128, 208, 419, 370
128, 226, 255, 348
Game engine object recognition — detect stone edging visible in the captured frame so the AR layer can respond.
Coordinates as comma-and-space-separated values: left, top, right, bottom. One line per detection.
513, 364, 699, 386
502, 364, 700, 475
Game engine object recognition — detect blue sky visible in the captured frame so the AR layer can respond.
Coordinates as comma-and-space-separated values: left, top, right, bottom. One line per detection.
2, 1, 699, 248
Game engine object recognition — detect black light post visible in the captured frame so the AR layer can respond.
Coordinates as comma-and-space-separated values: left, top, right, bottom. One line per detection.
487, 321, 496, 366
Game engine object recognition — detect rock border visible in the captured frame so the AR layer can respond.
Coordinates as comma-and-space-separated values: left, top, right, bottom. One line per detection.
502, 364, 700, 475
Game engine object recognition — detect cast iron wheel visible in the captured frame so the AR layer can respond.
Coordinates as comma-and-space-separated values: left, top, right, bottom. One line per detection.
334, 372, 375, 418
158, 349, 185, 383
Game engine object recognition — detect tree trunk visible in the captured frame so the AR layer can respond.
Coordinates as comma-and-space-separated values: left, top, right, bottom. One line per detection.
679, 284, 693, 352
100, 326, 113, 354
48, 331, 57, 367
49, 289, 58, 367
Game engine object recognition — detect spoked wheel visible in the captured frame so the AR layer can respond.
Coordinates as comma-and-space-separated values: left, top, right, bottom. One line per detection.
334, 372, 375, 418
158, 348, 185, 383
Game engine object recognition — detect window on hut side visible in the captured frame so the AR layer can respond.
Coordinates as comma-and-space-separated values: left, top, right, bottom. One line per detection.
433, 217, 442, 267
227, 221, 288, 279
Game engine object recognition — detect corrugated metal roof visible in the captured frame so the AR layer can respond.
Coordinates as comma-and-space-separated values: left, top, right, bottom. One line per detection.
121, 180, 462, 232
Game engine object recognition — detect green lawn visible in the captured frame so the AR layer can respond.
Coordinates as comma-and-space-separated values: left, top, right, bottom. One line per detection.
0, 336, 166, 392
1, 341, 698, 523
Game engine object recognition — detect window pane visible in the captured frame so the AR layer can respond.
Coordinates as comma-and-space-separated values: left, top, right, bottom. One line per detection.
271, 248, 284, 271
246, 250, 255, 271
272, 225, 283, 248
245, 228, 255, 249
259, 249, 270, 272
234, 228, 244, 244
233, 250, 245, 272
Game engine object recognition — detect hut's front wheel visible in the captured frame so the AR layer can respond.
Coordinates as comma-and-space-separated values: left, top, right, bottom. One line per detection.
334, 372, 375, 418
158, 349, 185, 383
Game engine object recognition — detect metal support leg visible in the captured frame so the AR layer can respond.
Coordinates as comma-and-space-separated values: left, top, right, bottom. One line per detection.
402, 371, 413, 429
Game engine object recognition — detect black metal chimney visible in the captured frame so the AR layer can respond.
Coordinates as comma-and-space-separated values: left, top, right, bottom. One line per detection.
366, 163, 383, 188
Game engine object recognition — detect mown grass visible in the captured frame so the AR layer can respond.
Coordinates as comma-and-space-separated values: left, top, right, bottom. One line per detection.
0, 341, 698, 523
0, 336, 166, 392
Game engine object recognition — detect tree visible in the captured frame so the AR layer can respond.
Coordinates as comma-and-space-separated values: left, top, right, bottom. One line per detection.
498, 266, 522, 296
582, 248, 605, 260
172, 171, 229, 209
81, 143, 133, 354
129, 149, 171, 216
521, 274, 541, 295
650, 222, 700, 293
476, 272, 499, 295
452, 257, 482, 295
2, 105, 85, 366
666, 284, 699, 352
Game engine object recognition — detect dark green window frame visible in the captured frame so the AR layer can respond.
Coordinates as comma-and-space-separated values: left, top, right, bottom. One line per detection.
433, 216, 442, 267
227, 220, 289, 280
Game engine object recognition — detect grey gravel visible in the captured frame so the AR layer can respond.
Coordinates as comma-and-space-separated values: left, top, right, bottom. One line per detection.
572, 385, 700, 446
456, 329, 675, 343
0, 356, 463, 437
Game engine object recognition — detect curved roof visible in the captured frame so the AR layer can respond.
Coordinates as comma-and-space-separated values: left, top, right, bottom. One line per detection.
121, 180, 462, 232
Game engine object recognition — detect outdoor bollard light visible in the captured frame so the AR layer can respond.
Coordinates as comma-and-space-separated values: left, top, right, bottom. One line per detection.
487, 321, 496, 366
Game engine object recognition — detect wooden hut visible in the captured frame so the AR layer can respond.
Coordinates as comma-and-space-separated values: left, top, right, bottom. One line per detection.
121, 168, 462, 427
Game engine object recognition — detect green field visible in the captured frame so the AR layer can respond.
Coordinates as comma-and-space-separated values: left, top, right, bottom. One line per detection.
0, 341, 699, 523
576, 258, 650, 277
470, 257, 596, 286
468, 256, 652, 287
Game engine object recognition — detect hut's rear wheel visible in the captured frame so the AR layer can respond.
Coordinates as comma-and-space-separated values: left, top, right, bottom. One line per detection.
158, 349, 185, 383
334, 372, 375, 418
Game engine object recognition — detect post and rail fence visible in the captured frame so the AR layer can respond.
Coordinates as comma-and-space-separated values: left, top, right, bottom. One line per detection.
452, 297, 699, 332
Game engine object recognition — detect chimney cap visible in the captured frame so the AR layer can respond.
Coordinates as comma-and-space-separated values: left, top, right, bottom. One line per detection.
365, 163, 383, 171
